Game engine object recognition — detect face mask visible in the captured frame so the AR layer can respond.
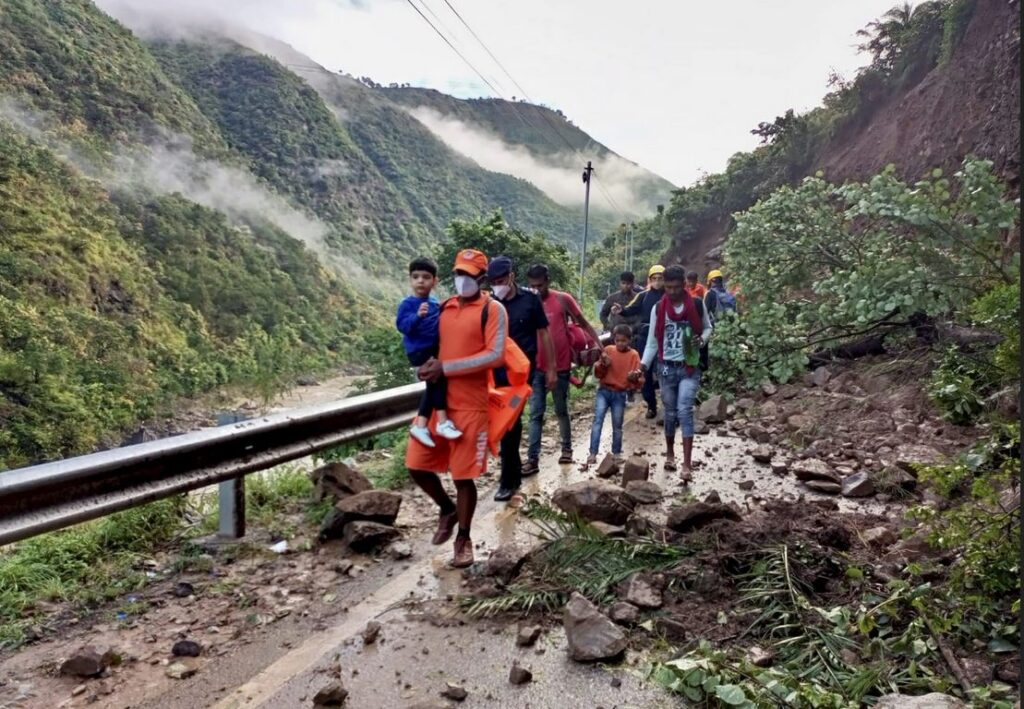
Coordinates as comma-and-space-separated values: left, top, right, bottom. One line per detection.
492, 284, 512, 300
454, 275, 480, 297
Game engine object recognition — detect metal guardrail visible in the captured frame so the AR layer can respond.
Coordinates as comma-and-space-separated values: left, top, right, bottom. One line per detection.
0, 383, 425, 547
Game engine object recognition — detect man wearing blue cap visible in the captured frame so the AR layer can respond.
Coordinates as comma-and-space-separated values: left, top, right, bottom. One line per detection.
486, 256, 557, 501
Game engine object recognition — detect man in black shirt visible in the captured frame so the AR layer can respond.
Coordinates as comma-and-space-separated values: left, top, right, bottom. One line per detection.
487, 256, 557, 501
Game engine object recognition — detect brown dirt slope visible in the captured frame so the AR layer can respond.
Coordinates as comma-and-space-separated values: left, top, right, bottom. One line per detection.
817, 0, 1021, 191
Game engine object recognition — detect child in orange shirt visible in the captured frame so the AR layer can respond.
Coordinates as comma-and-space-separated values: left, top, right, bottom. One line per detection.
587, 324, 644, 465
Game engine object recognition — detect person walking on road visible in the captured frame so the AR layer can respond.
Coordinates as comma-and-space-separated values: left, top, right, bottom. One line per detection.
704, 269, 739, 319
641, 265, 713, 481
486, 256, 557, 501
599, 271, 641, 332
406, 249, 508, 568
611, 264, 666, 419
587, 324, 644, 465
525, 263, 602, 470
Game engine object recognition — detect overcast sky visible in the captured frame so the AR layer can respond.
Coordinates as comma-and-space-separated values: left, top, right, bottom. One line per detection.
100, 0, 912, 188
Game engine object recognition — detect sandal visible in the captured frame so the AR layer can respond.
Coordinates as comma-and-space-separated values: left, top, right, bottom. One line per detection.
558, 450, 573, 464
664, 458, 677, 472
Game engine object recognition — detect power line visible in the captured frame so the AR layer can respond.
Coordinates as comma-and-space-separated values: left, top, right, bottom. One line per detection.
438, 0, 629, 218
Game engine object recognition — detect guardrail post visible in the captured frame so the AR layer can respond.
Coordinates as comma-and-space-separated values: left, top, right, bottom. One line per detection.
218, 476, 245, 538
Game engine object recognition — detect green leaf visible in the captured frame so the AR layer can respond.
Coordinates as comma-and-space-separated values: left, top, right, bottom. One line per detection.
715, 684, 748, 705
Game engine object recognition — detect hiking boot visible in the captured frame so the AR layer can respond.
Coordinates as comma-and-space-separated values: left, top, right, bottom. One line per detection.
645, 408, 657, 419
558, 449, 573, 464
432, 511, 458, 545
410, 424, 436, 448
453, 537, 474, 568
522, 459, 539, 477
493, 486, 516, 502
436, 419, 463, 440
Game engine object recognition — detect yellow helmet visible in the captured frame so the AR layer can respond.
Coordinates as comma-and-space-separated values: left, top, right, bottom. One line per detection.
707, 269, 723, 282
648, 264, 665, 277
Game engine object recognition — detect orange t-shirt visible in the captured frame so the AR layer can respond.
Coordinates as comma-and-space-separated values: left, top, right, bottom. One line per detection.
595, 345, 643, 391
686, 283, 707, 299
439, 295, 508, 412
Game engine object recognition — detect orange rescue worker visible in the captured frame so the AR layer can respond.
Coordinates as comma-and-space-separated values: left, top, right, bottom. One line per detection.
408, 249, 508, 568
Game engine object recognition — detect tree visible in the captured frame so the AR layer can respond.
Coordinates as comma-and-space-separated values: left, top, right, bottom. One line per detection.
435, 211, 575, 289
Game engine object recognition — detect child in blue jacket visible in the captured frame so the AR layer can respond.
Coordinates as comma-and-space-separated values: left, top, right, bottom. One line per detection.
396, 257, 461, 447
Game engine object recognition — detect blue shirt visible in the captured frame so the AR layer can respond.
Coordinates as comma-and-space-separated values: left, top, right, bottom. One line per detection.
396, 295, 440, 354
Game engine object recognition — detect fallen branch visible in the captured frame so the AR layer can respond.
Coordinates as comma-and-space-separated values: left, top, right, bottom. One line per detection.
923, 615, 973, 693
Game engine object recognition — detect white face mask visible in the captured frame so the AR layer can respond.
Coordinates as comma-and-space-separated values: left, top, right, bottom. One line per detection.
454, 275, 480, 297
491, 284, 512, 300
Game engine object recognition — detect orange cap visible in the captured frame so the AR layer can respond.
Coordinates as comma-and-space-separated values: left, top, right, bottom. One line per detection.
454, 248, 488, 276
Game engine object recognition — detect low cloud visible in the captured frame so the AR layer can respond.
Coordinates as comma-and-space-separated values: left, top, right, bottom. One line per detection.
407, 106, 663, 217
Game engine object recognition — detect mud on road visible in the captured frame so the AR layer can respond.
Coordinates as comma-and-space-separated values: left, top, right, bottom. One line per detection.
0, 362, 974, 709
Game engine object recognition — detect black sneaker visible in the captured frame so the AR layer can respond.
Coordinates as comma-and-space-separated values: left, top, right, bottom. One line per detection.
522, 459, 540, 477
645, 408, 657, 419
493, 486, 516, 502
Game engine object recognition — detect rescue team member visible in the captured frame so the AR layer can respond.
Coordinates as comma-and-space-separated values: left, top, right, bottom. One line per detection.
641, 265, 713, 481
685, 271, 707, 299
407, 249, 508, 568
599, 271, 641, 332
525, 264, 603, 470
611, 264, 666, 419
486, 256, 557, 501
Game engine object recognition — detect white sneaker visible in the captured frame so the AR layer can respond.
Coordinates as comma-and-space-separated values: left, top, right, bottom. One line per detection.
435, 419, 463, 440
410, 424, 436, 448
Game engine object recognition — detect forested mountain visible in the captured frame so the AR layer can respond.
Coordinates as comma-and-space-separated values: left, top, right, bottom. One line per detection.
0, 0, 671, 468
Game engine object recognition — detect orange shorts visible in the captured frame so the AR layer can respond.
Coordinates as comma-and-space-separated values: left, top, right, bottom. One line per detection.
405, 409, 489, 480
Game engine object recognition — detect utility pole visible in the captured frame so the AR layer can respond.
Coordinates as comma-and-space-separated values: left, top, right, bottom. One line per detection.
578, 161, 593, 302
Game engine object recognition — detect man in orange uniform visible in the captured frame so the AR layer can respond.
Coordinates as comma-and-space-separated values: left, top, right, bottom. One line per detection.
685, 271, 707, 299
408, 249, 508, 568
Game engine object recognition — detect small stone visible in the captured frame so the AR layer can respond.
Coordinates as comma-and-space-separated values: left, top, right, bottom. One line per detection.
552, 480, 636, 525
312, 681, 349, 707
751, 445, 773, 463
770, 461, 789, 475
172, 582, 194, 598
804, 480, 841, 495
516, 625, 542, 647
485, 543, 533, 581
698, 395, 727, 423
508, 664, 533, 685
343, 521, 399, 552
362, 621, 381, 645
736, 397, 755, 412
874, 693, 966, 709
333, 560, 354, 575
563, 592, 627, 662
791, 458, 840, 484
608, 602, 640, 625
653, 616, 688, 640
738, 480, 755, 491
440, 683, 468, 701
810, 367, 831, 387
389, 542, 413, 560
861, 526, 898, 548
666, 502, 742, 533
610, 677, 622, 688
746, 645, 774, 667
761, 381, 777, 396
72, 685, 87, 697
841, 472, 875, 498
704, 490, 722, 504
166, 659, 199, 679
60, 646, 120, 678
172, 640, 202, 657
595, 453, 620, 479
621, 456, 650, 485
618, 574, 662, 609
693, 419, 710, 435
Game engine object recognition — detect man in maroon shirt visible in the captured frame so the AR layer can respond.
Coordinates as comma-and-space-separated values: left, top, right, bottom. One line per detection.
524, 263, 602, 470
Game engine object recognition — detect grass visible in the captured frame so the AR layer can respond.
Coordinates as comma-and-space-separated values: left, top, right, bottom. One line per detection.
0, 497, 186, 648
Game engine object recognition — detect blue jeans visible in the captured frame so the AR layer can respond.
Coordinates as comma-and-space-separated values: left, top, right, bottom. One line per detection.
527, 370, 571, 461
590, 388, 627, 455
659, 362, 702, 438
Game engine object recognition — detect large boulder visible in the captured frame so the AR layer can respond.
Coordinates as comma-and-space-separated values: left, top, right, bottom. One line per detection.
874, 694, 966, 709
563, 593, 627, 662
666, 502, 742, 533
310, 462, 372, 502
343, 521, 400, 552
552, 480, 635, 526
698, 395, 727, 423
791, 459, 840, 484
841, 472, 875, 498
